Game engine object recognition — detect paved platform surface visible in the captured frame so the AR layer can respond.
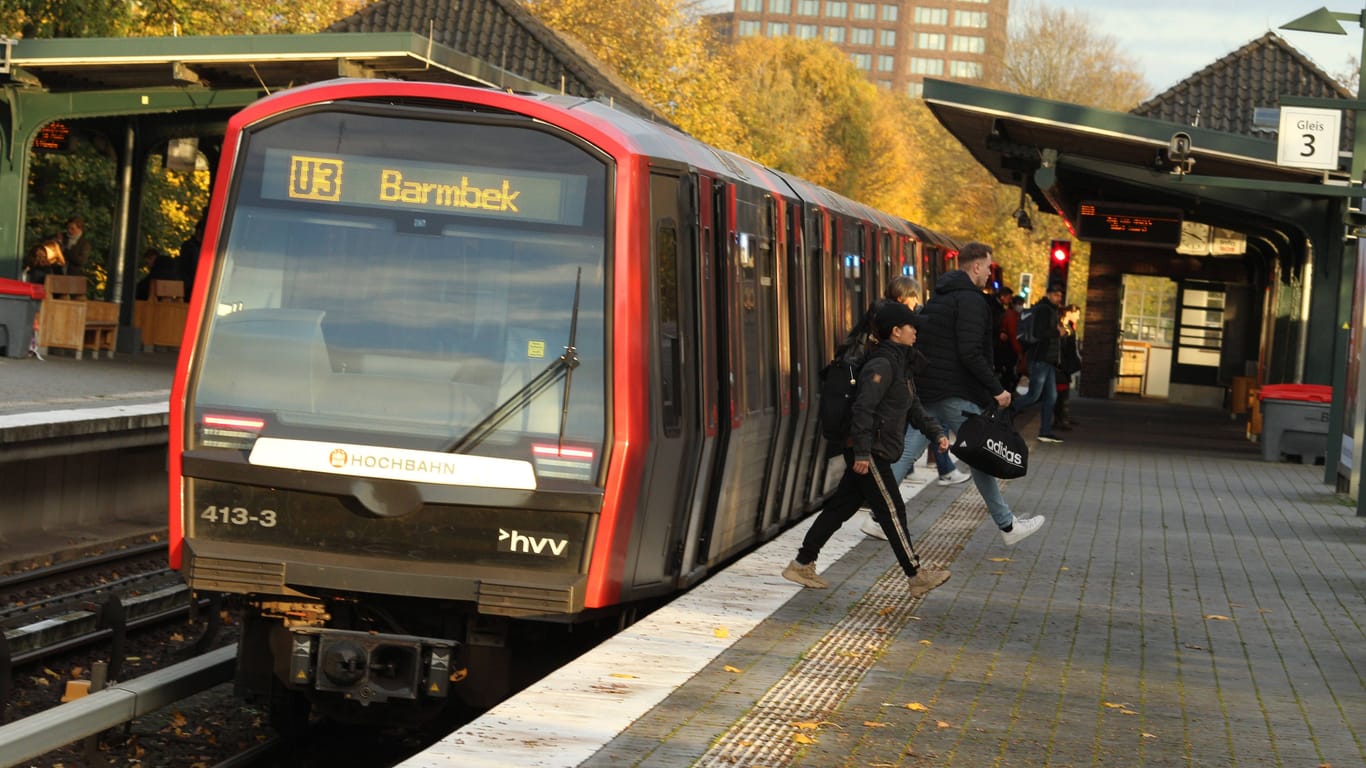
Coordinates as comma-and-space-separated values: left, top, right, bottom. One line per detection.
0, 349, 175, 416
415, 397, 1365, 768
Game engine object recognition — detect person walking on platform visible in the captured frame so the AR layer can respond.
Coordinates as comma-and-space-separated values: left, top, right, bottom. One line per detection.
783, 300, 952, 598
1013, 283, 1065, 442
1054, 303, 1082, 430
899, 241, 1046, 547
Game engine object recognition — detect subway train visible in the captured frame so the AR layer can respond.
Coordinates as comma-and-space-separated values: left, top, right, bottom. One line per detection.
166, 78, 958, 727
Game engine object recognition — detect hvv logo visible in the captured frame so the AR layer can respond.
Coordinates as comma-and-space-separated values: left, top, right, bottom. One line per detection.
498, 528, 569, 557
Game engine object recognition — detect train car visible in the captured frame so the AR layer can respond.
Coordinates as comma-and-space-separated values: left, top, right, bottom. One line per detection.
167, 78, 947, 727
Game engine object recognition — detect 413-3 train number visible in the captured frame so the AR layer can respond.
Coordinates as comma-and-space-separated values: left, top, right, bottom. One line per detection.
201, 505, 278, 527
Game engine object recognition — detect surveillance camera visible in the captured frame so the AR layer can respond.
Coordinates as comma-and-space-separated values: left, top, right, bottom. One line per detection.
1169, 132, 1192, 162
1013, 208, 1033, 230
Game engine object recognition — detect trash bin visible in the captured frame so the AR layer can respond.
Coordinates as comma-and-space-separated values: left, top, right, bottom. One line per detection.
0, 277, 44, 359
1258, 384, 1332, 464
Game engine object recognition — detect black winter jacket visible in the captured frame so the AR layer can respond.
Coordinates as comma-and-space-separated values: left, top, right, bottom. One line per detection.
1026, 298, 1062, 367
849, 340, 945, 462
915, 270, 1004, 407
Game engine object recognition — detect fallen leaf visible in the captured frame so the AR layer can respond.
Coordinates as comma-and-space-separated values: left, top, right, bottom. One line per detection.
936, 720, 952, 728
988, 557, 1012, 562
879, 606, 895, 616
1102, 702, 1130, 709
791, 721, 822, 730
863, 721, 889, 728
918, 639, 932, 646
1059, 566, 1070, 571
905, 702, 930, 712
723, 665, 743, 674
171, 712, 187, 727
1142, 732, 1158, 739
793, 733, 817, 744
609, 673, 638, 679
1120, 709, 1139, 716
714, 626, 730, 639
1183, 643, 1206, 651
1203, 614, 1231, 621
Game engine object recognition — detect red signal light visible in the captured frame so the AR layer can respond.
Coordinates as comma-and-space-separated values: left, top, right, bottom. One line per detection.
1049, 239, 1072, 264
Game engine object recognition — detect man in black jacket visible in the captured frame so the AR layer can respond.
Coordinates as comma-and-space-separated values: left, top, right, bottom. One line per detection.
1013, 283, 1064, 442
783, 300, 952, 598
904, 242, 1046, 547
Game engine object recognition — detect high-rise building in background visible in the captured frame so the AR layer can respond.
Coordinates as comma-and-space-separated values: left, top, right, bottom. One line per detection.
721, 0, 1008, 97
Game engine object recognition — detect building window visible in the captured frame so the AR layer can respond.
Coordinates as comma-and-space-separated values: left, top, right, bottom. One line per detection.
739, 0, 762, 12
951, 35, 986, 53
914, 7, 948, 24
949, 60, 983, 78
853, 3, 875, 19
769, 0, 791, 13
825, 25, 846, 43
851, 53, 872, 70
878, 54, 895, 72
768, 21, 790, 36
737, 20, 761, 36
908, 82, 924, 97
909, 57, 944, 75
798, 0, 819, 15
826, 1, 848, 18
851, 27, 873, 45
796, 24, 818, 38
877, 79, 892, 89
879, 29, 896, 46
953, 10, 989, 28
881, 4, 897, 21
916, 32, 946, 50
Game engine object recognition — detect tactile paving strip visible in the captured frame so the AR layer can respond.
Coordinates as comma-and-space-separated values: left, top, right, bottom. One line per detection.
694, 492, 986, 767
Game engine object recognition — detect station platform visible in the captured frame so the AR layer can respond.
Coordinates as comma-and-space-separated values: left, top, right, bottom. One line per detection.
405, 398, 1366, 768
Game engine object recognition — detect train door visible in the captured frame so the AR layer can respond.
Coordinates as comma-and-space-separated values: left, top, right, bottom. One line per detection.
630, 170, 708, 590
759, 196, 796, 534
702, 184, 782, 563
781, 200, 820, 522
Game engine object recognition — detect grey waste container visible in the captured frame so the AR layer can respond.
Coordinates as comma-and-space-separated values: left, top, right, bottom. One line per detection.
0, 279, 42, 358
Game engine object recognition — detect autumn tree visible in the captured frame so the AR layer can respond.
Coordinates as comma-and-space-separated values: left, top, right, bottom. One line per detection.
7, 0, 369, 38
723, 36, 922, 220
999, 1, 1150, 111
526, 0, 745, 149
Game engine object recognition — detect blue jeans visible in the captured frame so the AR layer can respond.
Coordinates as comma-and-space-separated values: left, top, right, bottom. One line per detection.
1014, 360, 1058, 435
890, 397, 1015, 530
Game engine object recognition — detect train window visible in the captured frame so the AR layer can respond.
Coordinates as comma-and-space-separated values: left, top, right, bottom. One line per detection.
190, 109, 610, 480
652, 175, 683, 438
738, 232, 755, 268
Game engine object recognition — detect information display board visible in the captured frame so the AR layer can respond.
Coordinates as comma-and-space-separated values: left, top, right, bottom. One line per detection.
1076, 201, 1182, 248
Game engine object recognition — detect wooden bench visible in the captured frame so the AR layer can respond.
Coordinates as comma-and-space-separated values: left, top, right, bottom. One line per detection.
135, 279, 188, 350
37, 275, 118, 359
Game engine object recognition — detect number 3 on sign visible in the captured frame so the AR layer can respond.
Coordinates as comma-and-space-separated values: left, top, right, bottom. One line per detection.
1277, 106, 1341, 171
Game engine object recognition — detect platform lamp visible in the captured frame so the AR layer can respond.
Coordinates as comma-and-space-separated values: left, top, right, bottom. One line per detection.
1281, 6, 1366, 514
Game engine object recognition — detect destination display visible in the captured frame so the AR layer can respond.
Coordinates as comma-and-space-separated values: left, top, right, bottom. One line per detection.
1077, 201, 1183, 248
261, 149, 588, 225
34, 121, 72, 153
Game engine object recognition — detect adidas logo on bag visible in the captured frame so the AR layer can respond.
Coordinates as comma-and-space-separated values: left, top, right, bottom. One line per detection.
985, 437, 1023, 468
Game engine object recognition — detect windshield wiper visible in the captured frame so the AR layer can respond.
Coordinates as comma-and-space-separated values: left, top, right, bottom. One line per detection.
447, 267, 582, 454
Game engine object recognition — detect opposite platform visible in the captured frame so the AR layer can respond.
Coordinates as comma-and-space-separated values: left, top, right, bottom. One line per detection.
409, 398, 1366, 768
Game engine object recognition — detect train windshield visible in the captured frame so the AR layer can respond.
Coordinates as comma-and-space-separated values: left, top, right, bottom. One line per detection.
188, 107, 610, 483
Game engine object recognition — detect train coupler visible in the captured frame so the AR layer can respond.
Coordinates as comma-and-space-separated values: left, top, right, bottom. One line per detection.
286, 627, 458, 705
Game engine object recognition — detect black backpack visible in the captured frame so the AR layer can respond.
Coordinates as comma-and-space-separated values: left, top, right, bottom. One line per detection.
817, 333, 872, 443
1017, 307, 1038, 348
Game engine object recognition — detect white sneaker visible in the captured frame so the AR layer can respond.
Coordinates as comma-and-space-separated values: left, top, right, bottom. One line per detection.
860, 513, 887, 540
782, 560, 828, 589
1000, 515, 1046, 546
936, 468, 972, 486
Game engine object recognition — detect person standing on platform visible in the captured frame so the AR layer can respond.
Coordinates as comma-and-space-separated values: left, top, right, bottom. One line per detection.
60, 216, 91, 278
782, 299, 952, 598
179, 218, 205, 299
906, 241, 1046, 547
1054, 303, 1082, 430
1013, 283, 1065, 443
995, 286, 1024, 393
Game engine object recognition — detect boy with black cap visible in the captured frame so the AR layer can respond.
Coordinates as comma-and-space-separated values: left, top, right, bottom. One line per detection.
782, 299, 953, 598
